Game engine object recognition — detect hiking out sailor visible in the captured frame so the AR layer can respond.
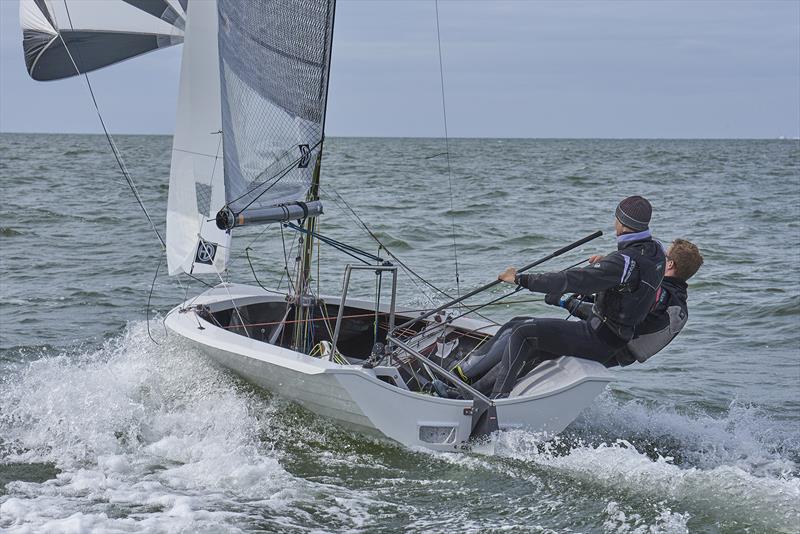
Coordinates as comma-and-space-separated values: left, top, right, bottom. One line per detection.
579, 238, 702, 367
452, 237, 704, 396
482, 196, 666, 398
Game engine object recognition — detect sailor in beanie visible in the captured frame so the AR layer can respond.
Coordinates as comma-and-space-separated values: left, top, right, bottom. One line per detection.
481, 196, 666, 398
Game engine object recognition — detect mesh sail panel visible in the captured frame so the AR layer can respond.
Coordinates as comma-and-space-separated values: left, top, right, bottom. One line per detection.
217, 0, 335, 214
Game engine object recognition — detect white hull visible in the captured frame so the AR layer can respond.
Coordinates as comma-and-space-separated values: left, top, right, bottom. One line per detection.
165, 284, 614, 451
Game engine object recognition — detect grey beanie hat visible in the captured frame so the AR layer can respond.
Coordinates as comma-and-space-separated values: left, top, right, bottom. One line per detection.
615, 196, 652, 231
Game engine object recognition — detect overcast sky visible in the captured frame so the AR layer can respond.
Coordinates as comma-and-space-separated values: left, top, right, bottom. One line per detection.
1, 0, 798, 138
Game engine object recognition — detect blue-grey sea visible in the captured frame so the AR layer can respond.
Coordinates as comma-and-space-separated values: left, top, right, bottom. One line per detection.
0, 133, 798, 533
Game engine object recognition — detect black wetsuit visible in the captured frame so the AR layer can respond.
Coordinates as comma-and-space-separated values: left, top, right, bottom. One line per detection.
489, 232, 666, 397
459, 276, 688, 394
456, 316, 529, 393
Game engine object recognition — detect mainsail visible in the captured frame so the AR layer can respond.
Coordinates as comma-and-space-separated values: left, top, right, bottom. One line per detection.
216, 0, 336, 222
20, 0, 185, 81
165, 0, 231, 276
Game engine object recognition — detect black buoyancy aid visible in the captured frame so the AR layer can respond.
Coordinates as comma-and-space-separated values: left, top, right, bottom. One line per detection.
593, 239, 666, 341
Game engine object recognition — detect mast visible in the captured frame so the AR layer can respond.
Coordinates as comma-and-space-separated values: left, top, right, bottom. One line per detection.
202, 0, 337, 352
292, 0, 336, 353
291, 153, 322, 352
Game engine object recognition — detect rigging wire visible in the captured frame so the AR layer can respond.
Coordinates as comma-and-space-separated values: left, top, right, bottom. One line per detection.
278, 224, 297, 291
320, 184, 500, 325
146, 255, 164, 345
223, 223, 276, 274
320, 185, 438, 300
212, 267, 250, 338
434, 0, 461, 297
60, 1, 165, 250
245, 248, 286, 295
182, 271, 215, 289
228, 139, 323, 215
283, 222, 382, 264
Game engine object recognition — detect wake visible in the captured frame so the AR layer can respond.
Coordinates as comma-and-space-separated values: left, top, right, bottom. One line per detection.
489, 393, 800, 532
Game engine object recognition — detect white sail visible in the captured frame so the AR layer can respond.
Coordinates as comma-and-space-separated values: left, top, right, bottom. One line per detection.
166, 0, 231, 276
20, 0, 185, 81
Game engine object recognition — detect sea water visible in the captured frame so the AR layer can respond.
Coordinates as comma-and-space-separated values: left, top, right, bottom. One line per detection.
0, 134, 798, 532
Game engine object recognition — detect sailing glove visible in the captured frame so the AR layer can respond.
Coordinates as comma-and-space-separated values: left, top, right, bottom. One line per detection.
544, 293, 566, 307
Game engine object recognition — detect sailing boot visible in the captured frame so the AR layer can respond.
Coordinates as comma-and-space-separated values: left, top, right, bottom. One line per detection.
431, 379, 462, 399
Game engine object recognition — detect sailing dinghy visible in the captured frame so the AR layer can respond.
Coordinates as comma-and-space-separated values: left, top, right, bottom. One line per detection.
21, 0, 613, 451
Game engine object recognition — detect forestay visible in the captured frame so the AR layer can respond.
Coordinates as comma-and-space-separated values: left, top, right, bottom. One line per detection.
166, 0, 231, 275
20, 0, 185, 81
217, 0, 336, 218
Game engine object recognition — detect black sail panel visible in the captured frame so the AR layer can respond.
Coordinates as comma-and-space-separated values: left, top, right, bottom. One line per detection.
20, 0, 185, 81
27, 31, 174, 81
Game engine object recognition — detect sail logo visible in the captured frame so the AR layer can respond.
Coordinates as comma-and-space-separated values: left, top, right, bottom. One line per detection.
298, 144, 311, 168
195, 240, 217, 265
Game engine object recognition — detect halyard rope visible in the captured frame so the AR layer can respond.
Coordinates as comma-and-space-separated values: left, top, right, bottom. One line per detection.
60, 1, 165, 250
434, 0, 461, 297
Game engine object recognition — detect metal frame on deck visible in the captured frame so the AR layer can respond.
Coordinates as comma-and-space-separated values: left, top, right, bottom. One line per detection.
331, 264, 399, 356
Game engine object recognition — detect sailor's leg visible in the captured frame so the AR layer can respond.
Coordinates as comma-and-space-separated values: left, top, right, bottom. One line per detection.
469, 349, 551, 395
491, 320, 542, 397
526, 317, 624, 361
490, 318, 621, 397
457, 329, 510, 381
456, 316, 529, 382
470, 362, 499, 395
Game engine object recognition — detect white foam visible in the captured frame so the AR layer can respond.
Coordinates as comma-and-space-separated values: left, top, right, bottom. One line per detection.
573, 392, 800, 478
491, 398, 800, 532
602, 501, 690, 534
0, 321, 380, 532
2, 321, 798, 532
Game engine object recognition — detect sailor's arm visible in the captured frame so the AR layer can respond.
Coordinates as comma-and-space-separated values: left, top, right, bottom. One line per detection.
542, 291, 594, 318
565, 296, 594, 319
500, 253, 630, 296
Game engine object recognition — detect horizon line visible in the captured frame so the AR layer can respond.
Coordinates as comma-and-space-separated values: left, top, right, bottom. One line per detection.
1, 131, 798, 141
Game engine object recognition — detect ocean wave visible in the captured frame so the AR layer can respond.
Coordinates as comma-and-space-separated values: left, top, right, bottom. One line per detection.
500, 234, 547, 247
747, 297, 800, 318
368, 231, 412, 251
574, 393, 799, 475
601, 501, 690, 534
487, 393, 800, 532
0, 322, 384, 532
62, 149, 96, 157
494, 433, 798, 532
